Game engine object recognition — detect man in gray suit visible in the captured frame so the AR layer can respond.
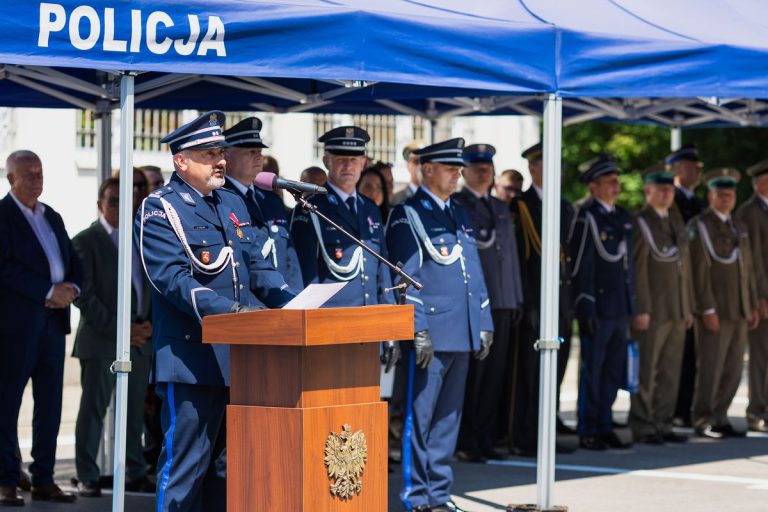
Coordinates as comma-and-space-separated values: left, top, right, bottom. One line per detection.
391, 141, 423, 206
72, 176, 153, 496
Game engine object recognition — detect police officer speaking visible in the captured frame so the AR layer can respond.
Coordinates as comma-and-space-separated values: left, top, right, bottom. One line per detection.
290, 125, 399, 369
136, 111, 295, 512
386, 138, 493, 512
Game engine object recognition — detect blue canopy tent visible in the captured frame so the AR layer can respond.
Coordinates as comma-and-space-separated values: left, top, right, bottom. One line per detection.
1, 1, 767, 511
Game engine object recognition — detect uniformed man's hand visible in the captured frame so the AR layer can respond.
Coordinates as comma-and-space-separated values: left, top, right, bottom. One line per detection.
579, 317, 599, 337
381, 341, 401, 373
475, 331, 494, 360
47, 282, 78, 308
749, 309, 760, 330
413, 331, 434, 369
702, 311, 720, 332
632, 313, 651, 332
229, 302, 266, 313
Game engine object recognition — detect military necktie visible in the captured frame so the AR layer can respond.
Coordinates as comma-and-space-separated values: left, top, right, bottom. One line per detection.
246, 187, 255, 205
346, 196, 357, 217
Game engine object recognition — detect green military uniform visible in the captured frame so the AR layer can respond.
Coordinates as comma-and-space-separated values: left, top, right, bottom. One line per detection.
629, 170, 693, 441
735, 160, 768, 430
688, 169, 759, 433
72, 219, 152, 485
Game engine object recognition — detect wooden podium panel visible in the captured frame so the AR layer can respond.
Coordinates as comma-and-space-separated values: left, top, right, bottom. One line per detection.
227, 402, 388, 512
203, 305, 413, 512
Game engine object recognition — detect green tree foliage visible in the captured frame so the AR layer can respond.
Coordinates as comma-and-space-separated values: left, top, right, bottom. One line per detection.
560, 123, 768, 211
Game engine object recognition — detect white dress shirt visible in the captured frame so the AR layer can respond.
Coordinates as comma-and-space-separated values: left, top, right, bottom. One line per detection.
10, 192, 65, 300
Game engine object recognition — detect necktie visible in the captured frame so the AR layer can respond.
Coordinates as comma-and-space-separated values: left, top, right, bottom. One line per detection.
203, 195, 218, 214
346, 197, 357, 217
246, 188, 255, 204
444, 204, 454, 222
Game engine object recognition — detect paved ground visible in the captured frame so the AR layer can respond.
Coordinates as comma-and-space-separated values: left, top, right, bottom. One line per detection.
16, 335, 768, 511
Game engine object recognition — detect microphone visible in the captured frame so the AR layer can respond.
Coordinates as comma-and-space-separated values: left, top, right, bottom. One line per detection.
254, 172, 327, 195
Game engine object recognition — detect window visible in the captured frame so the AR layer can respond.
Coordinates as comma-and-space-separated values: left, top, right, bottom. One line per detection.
313, 114, 398, 164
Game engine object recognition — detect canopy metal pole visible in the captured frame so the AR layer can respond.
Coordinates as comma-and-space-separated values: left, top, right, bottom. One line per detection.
670, 126, 682, 151
537, 93, 563, 510
96, 103, 112, 183
111, 73, 134, 512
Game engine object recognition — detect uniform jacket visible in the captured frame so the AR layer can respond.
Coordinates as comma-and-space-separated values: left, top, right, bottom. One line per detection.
688, 208, 758, 320
290, 186, 393, 307
72, 220, 152, 360
673, 186, 706, 223
452, 187, 523, 310
632, 206, 693, 322
735, 195, 768, 300
385, 187, 494, 352
0, 194, 83, 336
223, 178, 303, 290
510, 187, 574, 321
135, 173, 294, 386
570, 197, 636, 320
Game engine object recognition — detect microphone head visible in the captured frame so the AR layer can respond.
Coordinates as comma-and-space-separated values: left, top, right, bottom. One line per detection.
254, 172, 277, 191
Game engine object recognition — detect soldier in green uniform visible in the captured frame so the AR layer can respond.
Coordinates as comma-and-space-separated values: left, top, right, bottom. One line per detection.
688, 168, 760, 439
628, 168, 693, 444
735, 160, 768, 432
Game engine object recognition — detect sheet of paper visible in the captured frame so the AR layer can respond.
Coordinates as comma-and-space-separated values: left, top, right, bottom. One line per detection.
282, 282, 347, 310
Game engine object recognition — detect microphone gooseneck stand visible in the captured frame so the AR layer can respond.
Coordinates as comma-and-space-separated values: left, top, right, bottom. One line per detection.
288, 189, 422, 305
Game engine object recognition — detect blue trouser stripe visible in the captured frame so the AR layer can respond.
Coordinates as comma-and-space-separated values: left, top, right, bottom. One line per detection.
400, 351, 416, 510
157, 383, 176, 512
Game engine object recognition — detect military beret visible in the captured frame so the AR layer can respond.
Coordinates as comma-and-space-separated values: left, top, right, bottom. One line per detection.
521, 142, 542, 162
666, 145, 701, 167
160, 111, 228, 155
413, 138, 465, 166
463, 143, 496, 164
318, 126, 370, 156
746, 159, 768, 179
578, 154, 621, 183
224, 116, 269, 149
703, 167, 740, 190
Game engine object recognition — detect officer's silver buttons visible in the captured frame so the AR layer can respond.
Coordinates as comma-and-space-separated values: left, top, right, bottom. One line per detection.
468, 292, 473, 297
228, 240, 234, 247
185, 334, 191, 340
364, 293, 370, 299
240, 284, 244, 290
234, 261, 240, 268
429, 307, 435, 312
364, 275, 370, 281
202, 240, 207, 244
271, 225, 279, 233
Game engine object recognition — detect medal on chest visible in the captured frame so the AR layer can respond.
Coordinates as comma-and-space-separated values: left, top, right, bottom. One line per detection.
229, 212, 244, 239
201, 251, 211, 264
440, 246, 449, 257
335, 247, 343, 260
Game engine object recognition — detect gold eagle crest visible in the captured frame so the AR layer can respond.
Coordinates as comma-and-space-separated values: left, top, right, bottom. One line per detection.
324, 424, 367, 500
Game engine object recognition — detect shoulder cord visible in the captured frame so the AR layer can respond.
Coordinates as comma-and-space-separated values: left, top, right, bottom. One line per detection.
308, 211, 364, 281
475, 229, 497, 250
261, 236, 277, 268
159, 197, 234, 276
403, 205, 464, 266
696, 219, 740, 265
518, 200, 566, 263
586, 211, 626, 263
636, 216, 680, 263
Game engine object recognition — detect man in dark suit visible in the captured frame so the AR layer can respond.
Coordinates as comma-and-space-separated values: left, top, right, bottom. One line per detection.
72, 176, 154, 497
668, 146, 706, 428
0, 150, 83, 506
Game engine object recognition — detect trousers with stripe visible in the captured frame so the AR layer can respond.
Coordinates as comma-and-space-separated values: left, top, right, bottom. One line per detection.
400, 350, 469, 510
155, 383, 227, 512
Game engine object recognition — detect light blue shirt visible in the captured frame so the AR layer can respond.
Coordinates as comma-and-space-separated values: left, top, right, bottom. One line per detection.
326, 181, 358, 209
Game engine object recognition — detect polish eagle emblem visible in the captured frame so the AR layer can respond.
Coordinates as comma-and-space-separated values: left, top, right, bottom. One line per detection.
324, 424, 367, 500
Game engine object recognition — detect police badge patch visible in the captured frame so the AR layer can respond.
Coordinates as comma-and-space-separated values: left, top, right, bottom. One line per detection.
421, 199, 433, 211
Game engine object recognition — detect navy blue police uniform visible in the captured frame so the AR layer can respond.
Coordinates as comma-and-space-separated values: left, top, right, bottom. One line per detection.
290, 126, 394, 308
386, 138, 494, 511
569, 155, 636, 449
136, 112, 294, 512
222, 116, 303, 290
667, 146, 705, 426
452, 143, 524, 461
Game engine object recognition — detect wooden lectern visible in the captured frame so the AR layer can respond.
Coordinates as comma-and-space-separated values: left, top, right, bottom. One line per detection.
203, 304, 414, 511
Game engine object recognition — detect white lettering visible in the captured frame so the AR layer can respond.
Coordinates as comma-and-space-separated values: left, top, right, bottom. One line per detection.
69, 5, 100, 51
38, 3, 66, 48
197, 16, 226, 57
130, 10, 142, 53
103, 8, 127, 52
174, 15, 200, 56
147, 11, 173, 55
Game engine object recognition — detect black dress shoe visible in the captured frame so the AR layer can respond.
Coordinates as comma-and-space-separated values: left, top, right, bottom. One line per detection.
77, 481, 101, 498
30, 484, 76, 503
454, 449, 487, 463
125, 476, 155, 493
579, 436, 607, 450
662, 432, 688, 443
695, 424, 723, 439
433, 500, 470, 512
482, 447, 508, 460
748, 418, 768, 433
672, 416, 692, 428
408, 506, 431, 512
511, 446, 537, 458
0, 486, 24, 507
556, 417, 577, 435
713, 424, 746, 438
17, 471, 30, 493
601, 431, 633, 449
636, 433, 665, 445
